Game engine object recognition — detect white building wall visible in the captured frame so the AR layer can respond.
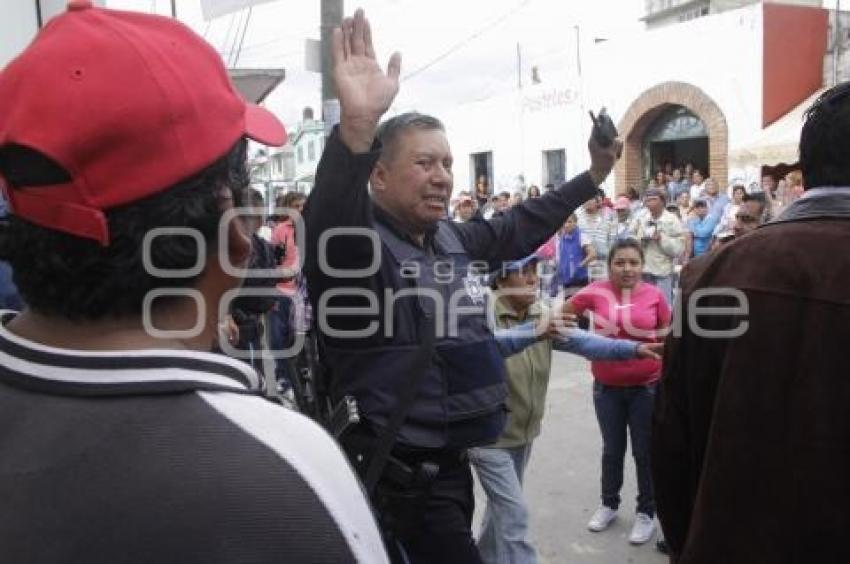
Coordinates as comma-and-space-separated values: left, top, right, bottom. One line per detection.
440, 83, 586, 196
585, 3, 764, 155
439, 4, 765, 197
2, 0, 105, 68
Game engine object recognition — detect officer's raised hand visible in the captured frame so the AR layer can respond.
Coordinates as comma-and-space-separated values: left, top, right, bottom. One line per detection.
587, 134, 623, 186
332, 8, 402, 153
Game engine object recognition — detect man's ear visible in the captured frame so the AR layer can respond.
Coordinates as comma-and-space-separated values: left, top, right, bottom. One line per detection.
370, 160, 389, 193
216, 188, 252, 270
227, 214, 252, 270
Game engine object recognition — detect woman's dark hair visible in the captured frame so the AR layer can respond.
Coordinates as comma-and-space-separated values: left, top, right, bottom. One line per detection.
607, 239, 644, 269
0, 139, 248, 320
732, 185, 747, 197
799, 82, 850, 189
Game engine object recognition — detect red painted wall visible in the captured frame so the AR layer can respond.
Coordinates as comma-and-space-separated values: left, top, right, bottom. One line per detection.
763, 3, 828, 128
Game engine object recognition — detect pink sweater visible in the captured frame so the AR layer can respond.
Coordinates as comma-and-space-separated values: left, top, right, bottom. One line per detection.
271, 219, 298, 294
570, 280, 670, 386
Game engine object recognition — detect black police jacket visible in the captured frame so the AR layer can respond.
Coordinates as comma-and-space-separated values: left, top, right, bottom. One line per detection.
304, 128, 597, 448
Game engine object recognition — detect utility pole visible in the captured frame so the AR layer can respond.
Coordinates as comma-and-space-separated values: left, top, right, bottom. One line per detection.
170, 0, 176, 18
321, 0, 343, 138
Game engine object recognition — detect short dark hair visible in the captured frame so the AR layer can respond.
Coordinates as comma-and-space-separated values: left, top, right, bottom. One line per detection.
607, 238, 644, 269
799, 83, 850, 189
0, 139, 248, 320
375, 112, 445, 163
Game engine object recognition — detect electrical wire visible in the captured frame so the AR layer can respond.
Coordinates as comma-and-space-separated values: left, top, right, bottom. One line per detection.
401, 0, 532, 83
231, 6, 254, 67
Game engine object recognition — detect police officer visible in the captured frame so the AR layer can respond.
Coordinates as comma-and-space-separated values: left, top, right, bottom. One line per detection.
303, 9, 621, 563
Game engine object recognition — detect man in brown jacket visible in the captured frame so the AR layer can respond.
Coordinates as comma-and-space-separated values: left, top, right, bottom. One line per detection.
652, 83, 850, 564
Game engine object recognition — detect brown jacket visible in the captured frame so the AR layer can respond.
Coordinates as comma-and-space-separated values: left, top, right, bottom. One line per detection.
652, 190, 850, 564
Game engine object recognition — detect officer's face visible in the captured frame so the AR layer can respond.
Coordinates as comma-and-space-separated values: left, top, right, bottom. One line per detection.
371, 128, 453, 234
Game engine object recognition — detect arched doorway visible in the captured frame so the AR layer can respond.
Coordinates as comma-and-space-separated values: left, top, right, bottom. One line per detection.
615, 82, 728, 195
642, 106, 708, 180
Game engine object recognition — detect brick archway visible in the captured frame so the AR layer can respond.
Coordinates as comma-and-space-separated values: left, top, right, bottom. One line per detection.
614, 82, 728, 195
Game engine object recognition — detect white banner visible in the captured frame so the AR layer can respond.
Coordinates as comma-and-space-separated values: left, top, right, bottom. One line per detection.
200, 0, 278, 20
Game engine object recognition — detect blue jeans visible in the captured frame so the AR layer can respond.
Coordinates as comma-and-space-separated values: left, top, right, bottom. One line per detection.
642, 273, 673, 307
469, 444, 537, 564
267, 295, 294, 389
592, 380, 656, 516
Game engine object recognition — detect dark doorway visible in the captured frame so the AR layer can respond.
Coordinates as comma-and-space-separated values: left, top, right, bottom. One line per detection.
650, 138, 708, 177
470, 151, 493, 194
542, 149, 566, 188
642, 105, 709, 182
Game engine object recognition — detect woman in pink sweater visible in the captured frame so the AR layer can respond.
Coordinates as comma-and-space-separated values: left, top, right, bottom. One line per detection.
565, 239, 671, 546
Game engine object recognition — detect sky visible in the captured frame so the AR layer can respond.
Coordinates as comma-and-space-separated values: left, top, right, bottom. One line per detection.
107, 0, 645, 128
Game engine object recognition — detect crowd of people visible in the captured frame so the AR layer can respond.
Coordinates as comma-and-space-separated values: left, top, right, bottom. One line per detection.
2, 4, 849, 564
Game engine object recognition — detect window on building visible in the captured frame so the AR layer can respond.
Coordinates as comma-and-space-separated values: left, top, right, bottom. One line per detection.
297, 146, 304, 164
308, 140, 316, 161
542, 149, 566, 188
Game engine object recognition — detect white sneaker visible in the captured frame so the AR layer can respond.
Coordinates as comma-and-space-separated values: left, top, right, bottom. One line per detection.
587, 505, 618, 532
628, 513, 656, 545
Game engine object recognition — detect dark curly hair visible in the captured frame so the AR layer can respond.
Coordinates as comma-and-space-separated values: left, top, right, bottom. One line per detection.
800, 82, 850, 189
0, 139, 248, 320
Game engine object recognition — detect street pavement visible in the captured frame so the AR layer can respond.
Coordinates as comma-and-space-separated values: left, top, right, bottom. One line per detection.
473, 351, 669, 564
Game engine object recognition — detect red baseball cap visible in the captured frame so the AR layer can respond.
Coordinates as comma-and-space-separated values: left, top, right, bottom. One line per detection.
0, 0, 287, 245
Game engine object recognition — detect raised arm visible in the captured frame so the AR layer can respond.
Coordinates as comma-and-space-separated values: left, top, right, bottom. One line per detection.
304, 10, 400, 305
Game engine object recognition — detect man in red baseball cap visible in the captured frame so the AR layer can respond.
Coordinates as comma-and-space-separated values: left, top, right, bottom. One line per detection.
0, 3, 387, 562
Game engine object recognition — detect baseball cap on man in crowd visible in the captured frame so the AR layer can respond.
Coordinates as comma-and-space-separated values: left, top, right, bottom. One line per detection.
0, 0, 286, 245
643, 187, 667, 202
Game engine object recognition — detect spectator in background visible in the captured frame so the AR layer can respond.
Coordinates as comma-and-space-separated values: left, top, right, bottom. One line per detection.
667, 168, 687, 202
786, 170, 805, 203
493, 190, 512, 216
551, 214, 596, 298
577, 190, 617, 280
511, 191, 524, 207
689, 170, 705, 201
686, 199, 721, 258
675, 191, 692, 221
269, 190, 307, 391
454, 194, 476, 223
626, 187, 643, 214
527, 185, 541, 198
702, 178, 729, 218
713, 184, 746, 244
229, 189, 282, 376
614, 196, 634, 240
630, 188, 685, 306
476, 175, 491, 208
